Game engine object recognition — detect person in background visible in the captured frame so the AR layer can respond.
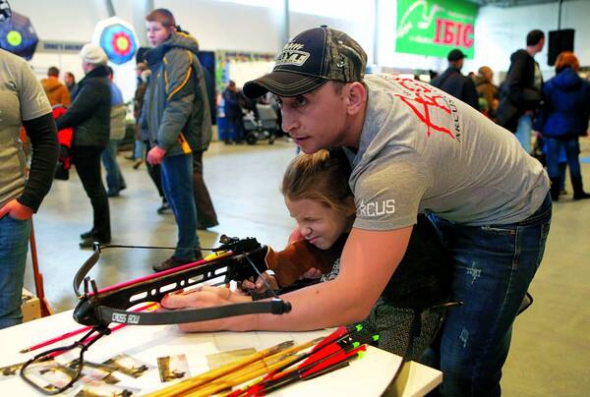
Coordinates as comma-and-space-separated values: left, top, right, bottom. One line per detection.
63, 71, 78, 97
497, 29, 545, 153
222, 80, 245, 144
143, 8, 210, 271
475, 66, 499, 120
56, 44, 112, 248
126, 62, 148, 169
41, 66, 71, 107
163, 26, 552, 397
0, 46, 58, 329
101, 66, 127, 198
536, 51, 590, 201
430, 48, 479, 109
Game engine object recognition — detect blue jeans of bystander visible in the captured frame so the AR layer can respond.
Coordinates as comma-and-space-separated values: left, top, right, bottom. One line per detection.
515, 114, 533, 154
545, 137, 581, 181
101, 139, 126, 195
0, 215, 31, 329
160, 153, 199, 260
424, 193, 552, 397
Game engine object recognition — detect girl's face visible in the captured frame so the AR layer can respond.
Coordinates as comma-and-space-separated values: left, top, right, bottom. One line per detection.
285, 197, 351, 250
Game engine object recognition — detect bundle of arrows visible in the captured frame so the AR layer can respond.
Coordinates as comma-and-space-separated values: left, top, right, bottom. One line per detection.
146, 324, 379, 397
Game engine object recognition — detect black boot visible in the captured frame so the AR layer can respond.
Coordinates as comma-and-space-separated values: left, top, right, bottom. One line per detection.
572, 177, 590, 200
550, 177, 561, 201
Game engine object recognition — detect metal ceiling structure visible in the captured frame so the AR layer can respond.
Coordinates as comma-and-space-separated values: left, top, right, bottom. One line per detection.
466, 0, 561, 7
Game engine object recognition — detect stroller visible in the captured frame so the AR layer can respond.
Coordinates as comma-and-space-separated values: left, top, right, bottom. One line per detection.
242, 104, 280, 145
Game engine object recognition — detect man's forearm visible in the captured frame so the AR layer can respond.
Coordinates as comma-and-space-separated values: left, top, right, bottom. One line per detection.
20, 113, 59, 212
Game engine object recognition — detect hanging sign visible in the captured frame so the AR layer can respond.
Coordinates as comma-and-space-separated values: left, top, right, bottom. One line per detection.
396, 0, 477, 58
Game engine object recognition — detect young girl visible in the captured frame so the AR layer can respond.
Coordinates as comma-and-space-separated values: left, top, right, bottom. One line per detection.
168, 149, 453, 360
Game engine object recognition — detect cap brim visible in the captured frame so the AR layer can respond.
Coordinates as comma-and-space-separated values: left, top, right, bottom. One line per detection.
243, 71, 326, 99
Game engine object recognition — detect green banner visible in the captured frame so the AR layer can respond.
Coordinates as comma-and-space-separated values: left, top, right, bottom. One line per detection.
396, 0, 477, 58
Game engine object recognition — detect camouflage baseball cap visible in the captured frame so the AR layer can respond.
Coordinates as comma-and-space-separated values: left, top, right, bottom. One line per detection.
243, 26, 367, 98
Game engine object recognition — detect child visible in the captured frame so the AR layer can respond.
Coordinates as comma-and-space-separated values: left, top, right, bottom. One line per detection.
179, 149, 453, 360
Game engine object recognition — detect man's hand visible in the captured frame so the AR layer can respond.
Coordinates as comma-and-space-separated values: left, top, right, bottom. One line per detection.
161, 286, 252, 332
0, 200, 34, 220
147, 146, 167, 165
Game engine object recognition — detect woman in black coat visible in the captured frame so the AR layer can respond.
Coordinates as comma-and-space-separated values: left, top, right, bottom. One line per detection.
56, 44, 112, 247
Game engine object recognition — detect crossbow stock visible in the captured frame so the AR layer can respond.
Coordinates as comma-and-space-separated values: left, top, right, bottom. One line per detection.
72, 235, 292, 328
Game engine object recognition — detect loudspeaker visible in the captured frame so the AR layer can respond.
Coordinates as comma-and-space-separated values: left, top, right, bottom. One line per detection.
548, 29, 575, 66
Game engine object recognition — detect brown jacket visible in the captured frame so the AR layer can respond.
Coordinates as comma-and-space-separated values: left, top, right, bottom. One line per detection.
41, 77, 71, 106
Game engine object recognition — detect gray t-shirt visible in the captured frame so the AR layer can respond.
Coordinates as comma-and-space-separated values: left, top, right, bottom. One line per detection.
0, 49, 52, 207
346, 74, 549, 229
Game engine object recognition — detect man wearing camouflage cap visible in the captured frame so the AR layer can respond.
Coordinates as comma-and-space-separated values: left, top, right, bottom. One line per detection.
163, 26, 552, 397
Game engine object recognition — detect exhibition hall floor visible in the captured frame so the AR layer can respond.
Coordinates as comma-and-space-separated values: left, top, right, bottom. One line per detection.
23, 137, 590, 397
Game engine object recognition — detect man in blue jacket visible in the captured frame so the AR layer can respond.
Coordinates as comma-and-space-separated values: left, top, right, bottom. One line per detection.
143, 8, 211, 272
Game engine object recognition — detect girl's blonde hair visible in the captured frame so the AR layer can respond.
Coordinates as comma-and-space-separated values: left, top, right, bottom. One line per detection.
281, 149, 355, 217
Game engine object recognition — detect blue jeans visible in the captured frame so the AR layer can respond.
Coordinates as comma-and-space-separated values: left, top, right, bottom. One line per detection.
160, 154, 199, 259
101, 140, 126, 195
545, 138, 581, 181
425, 194, 551, 397
133, 139, 145, 160
515, 114, 533, 153
0, 215, 31, 329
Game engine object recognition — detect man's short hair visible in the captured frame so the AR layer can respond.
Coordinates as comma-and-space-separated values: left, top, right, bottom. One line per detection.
447, 49, 466, 62
47, 66, 59, 77
527, 30, 544, 46
146, 8, 176, 29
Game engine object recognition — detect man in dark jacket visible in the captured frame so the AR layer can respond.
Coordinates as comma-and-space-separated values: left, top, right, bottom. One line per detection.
143, 8, 212, 272
497, 29, 545, 153
222, 80, 244, 144
56, 43, 112, 248
430, 49, 478, 110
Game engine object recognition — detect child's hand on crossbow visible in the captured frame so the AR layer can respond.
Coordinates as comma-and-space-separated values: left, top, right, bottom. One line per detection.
240, 271, 280, 294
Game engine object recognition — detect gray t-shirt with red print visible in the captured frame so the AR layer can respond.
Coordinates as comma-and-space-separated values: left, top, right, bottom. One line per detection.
346, 74, 549, 230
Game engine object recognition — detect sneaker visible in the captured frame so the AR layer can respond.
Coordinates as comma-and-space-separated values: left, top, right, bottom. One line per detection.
195, 249, 204, 261
80, 229, 94, 239
157, 200, 171, 214
152, 256, 195, 272
133, 159, 144, 170
573, 191, 590, 200
79, 236, 111, 249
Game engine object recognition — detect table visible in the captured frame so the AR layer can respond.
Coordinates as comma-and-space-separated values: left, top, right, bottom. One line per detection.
0, 310, 442, 396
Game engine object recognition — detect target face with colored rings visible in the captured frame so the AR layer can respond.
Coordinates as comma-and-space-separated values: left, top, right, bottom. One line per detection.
99, 24, 138, 65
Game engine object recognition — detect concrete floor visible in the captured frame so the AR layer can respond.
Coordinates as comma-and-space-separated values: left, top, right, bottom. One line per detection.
23, 137, 590, 396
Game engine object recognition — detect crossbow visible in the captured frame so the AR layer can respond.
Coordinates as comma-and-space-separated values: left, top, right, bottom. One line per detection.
72, 235, 291, 328
20, 236, 292, 395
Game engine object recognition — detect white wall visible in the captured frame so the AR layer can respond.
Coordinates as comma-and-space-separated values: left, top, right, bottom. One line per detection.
10, 0, 590, 99
155, 0, 285, 53
474, 0, 590, 83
